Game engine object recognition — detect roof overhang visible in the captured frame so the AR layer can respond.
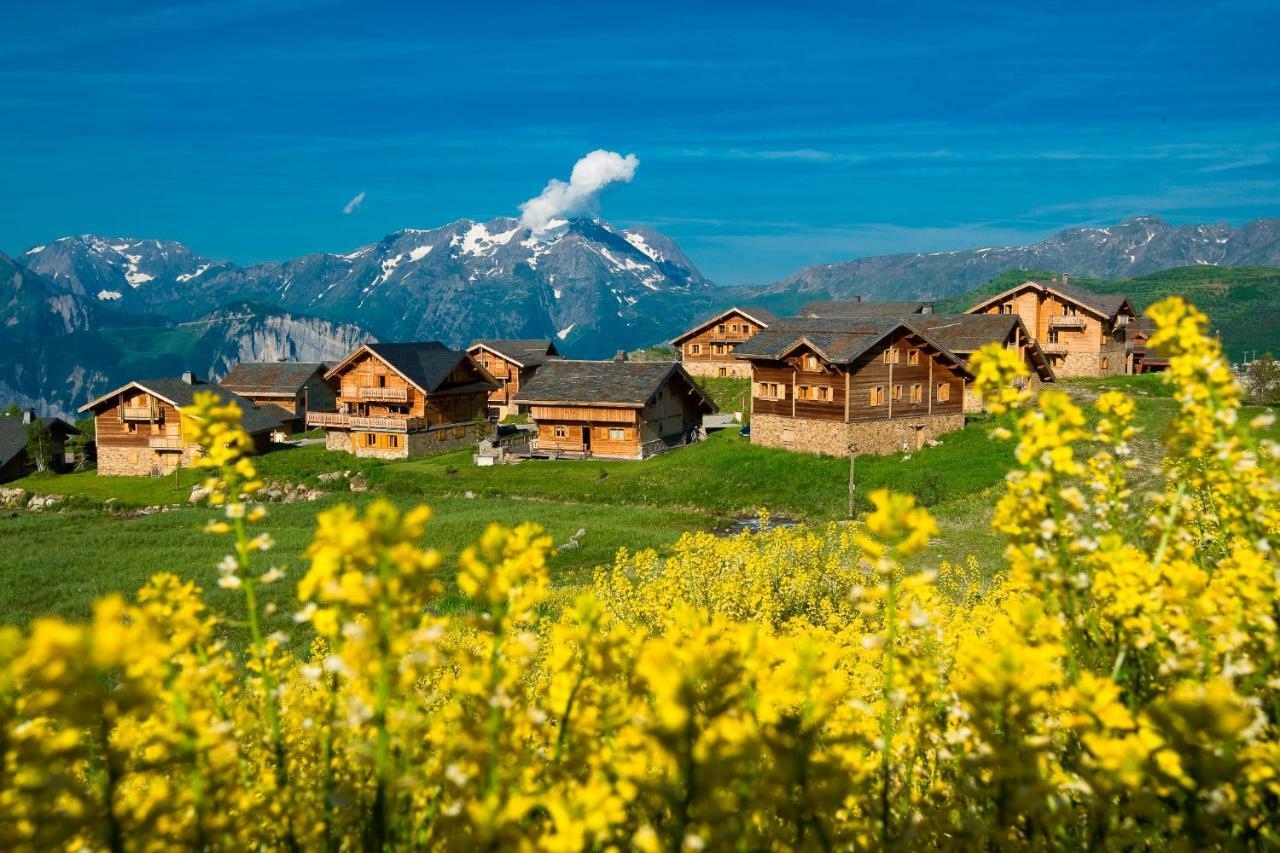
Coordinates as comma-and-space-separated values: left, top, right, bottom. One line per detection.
966, 280, 1121, 321
670, 306, 772, 345
79, 381, 179, 414
468, 342, 531, 368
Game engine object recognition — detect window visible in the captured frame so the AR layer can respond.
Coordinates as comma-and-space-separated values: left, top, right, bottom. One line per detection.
892, 384, 903, 401
364, 433, 377, 447
1001, 304, 1013, 315
742, 324, 752, 334
911, 384, 923, 403
1063, 304, 1077, 316
907, 349, 920, 365
870, 386, 885, 406
712, 343, 727, 355
387, 434, 400, 449
804, 355, 819, 371
1100, 356, 1110, 370
717, 324, 727, 334
883, 348, 900, 364
730, 323, 739, 333
717, 367, 728, 378
797, 385, 810, 399
553, 425, 567, 438
814, 386, 832, 401
1048, 330, 1060, 344
937, 383, 951, 402
757, 382, 784, 400
608, 428, 626, 441
376, 374, 386, 388
690, 344, 702, 355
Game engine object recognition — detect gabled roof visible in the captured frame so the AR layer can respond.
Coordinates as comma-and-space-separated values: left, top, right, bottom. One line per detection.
966, 278, 1134, 320
220, 362, 328, 396
467, 339, 562, 369
327, 342, 497, 395
912, 314, 1056, 381
0, 415, 77, 471
799, 300, 932, 317
732, 316, 972, 376
514, 360, 717, 412
78, 379, 286, 434
670, 305, 779, 344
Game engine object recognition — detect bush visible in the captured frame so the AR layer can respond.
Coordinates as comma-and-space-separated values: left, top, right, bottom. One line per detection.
0, 297, 1277, 849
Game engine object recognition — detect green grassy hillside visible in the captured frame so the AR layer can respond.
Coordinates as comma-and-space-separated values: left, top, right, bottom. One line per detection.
936, 266, 1280, 361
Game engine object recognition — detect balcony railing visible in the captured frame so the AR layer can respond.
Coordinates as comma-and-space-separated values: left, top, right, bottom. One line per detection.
306, 412, 427, 432
121, 405, 159, 421
149, 435, 184, 451
1048, 315, 1087, 330
351, 386, 409, 402
1041, 342, 1069, 355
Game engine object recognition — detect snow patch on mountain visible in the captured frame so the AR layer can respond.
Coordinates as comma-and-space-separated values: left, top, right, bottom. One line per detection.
97, 290, 122, 300
176, 264, 211, 282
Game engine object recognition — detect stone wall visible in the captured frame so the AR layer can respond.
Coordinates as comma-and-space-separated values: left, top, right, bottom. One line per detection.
681, 359, 753, 379
752, 412, 967, 457
324, 423, 490, 460
1058, 343, 1128, 378
96, 444, 201, 476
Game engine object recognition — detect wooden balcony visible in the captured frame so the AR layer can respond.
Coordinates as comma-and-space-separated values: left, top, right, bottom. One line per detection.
307, 412, 426, 432
1048, 315, 1087, 330
121, 405, 160, 421
149, 435, 184, 451
1041, 342, 1069, 355
352, 386, 409, 403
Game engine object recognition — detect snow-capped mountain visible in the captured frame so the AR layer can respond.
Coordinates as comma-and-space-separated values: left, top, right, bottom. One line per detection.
21, 218, 713, 356
743, 216, 1280, 308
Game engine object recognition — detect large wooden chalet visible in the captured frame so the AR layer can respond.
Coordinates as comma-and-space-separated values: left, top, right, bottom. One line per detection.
309, 342, 496, 459
467, 339, 562, 418
733, 317, 971, 457
219, 361, 337, 434
513, 358, 716, 460
0, 411, 76, 481
966, 274, 1136, 377
905, 314, 1055, 412
672, 306, 777, 379
80, 374, 284, 476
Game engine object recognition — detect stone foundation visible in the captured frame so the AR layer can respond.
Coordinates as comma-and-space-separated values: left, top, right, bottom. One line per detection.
96, 443, 202, 476
751, 412, 967, 457
681, 359, 752, 379
324, 423, 490, 459
1053, 345, 1129, 378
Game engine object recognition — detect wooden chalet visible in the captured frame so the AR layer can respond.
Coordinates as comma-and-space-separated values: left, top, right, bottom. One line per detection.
79, 374, 284, 476
672, 306, 778, 378
310, 342, 497, 459
466, 339, 562, 418
908, 314, 1055, 412
966, 274, 1136, 377
0, 411, 76, 481
513, 358, 716, 460
219, 361, 337, 434
1128, 317, 1169, 374
733, 317, 971, 457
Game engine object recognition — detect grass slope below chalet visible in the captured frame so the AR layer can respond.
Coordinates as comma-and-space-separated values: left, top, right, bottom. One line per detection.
935, 266, 1280, 362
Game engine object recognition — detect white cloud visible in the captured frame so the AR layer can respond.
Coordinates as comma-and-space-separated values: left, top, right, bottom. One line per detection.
519, 150, 639, 233
342, 190, 366, 215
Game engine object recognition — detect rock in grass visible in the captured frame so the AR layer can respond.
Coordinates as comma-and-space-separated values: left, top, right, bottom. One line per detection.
348, 473, 369, 493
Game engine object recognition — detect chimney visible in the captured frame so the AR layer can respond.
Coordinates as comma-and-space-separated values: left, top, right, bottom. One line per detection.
614, 350, 628, 363
181, 370, 196, 385
921, 301, 934, 314
1061, 273, 1070, 286
1051, 273, 1059, 283
855, 295, 863, 302
22, 408, 34, 425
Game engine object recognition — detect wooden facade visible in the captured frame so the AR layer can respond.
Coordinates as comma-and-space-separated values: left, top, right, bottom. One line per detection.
673, 307, 776, 379
467, 340, 560, 418
312, 343, 496, 459
967, 276, 1135, 378
737, 322, 970, 457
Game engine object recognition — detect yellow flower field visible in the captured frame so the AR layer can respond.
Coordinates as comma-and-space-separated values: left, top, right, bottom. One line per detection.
1, 296, 1277, 850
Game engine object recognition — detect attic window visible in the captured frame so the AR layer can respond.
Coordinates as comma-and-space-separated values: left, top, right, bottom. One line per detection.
804, 355, 819, 371
883, 348, 900, 364
1001, 304, 1013, 315
717, 324, 727, 334
907, 349, 920, 365
742, 324, 752, 334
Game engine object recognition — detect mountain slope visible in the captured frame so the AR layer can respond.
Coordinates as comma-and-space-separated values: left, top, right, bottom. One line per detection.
0, 251, 124, 340
936, 266, 1280, 361
738, 216, 1280, 313
0, 302, 372, 419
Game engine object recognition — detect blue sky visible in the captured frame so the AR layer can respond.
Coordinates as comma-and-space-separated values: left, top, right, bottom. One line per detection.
2, 0, 1278, 284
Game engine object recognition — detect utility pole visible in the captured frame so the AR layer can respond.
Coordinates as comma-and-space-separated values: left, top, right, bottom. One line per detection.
847, 441, 857, 519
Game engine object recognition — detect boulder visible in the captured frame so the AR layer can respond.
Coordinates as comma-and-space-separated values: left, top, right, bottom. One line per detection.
348, 473, 369, 493
0, 487, 27, 508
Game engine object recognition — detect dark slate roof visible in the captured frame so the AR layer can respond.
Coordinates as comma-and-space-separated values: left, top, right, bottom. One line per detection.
468, 339, 561, 368
220, 362, 327, 395
0, 415, 78, 469
799, 300, 931, 317
362, 342, 492, 393
911, 314, 1021, 352
514, 360, 716, 411
80, 379, 285, 435
733, 316, 970, 375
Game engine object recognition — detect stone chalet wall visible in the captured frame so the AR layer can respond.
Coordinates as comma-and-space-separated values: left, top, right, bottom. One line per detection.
1057, 342, 1129, 378
97, 443, 202, 476
325, 422, 490, 460
681, 359, 753, 379
752, 412, 966, 457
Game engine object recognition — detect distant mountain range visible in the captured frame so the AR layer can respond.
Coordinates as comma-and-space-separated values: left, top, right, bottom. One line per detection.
5, 214, 1280, 417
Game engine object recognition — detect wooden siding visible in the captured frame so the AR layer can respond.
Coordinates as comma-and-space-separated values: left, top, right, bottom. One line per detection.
747, 330, 964, 424
470, 349, 533, 407
976, 285, 1131, 376
95, 391, 185, 450
678, 309, 766, 370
